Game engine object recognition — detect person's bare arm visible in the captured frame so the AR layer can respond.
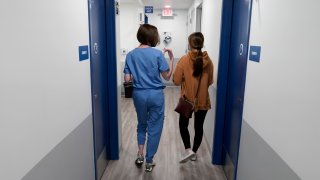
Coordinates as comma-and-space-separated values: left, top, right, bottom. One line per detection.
124, 74, 132, 82
161, 48, 174, 81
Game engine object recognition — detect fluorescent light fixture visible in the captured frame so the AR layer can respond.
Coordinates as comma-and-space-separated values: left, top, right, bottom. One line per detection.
164, 5, 171, 8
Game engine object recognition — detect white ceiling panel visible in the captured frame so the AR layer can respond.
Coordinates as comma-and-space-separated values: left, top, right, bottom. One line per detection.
140, 0, 194, 10
120, 0, 140, 3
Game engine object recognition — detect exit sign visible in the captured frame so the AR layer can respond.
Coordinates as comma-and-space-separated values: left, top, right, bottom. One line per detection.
162, 8, 173, 17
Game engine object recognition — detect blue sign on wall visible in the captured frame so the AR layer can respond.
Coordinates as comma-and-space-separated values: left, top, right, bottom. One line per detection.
249, 45, 261, 62
79, 45, 89, 61
145, 6, 153, 13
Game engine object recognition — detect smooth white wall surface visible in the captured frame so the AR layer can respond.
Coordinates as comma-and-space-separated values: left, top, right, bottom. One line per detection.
188, 0, 222, 150
241, 0, 320, 179
118, 2, 143, 93
0, 1, 91, 179
148, 9, 188, 58
119, 2, 143, 62
201, 0, 221, 88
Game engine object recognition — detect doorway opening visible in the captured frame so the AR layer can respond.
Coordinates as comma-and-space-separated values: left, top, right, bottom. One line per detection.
89, 0, 252, 180
196, 3, 202, 32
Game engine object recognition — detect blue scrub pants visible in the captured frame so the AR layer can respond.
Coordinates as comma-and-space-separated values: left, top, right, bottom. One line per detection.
132, 88, 164, 163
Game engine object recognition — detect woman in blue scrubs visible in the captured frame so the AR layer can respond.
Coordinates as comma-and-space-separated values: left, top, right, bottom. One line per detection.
123, 24, 174, 172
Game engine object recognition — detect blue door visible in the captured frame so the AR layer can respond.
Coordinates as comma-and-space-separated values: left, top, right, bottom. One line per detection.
88, 0, 108, 179
222, 0, 253, 179
105, 0, 119, 160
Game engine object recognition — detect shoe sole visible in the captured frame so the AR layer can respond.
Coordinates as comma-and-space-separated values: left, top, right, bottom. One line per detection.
179, 153, 194, 163
145, 164, 156, 172
135, 162, 143, 167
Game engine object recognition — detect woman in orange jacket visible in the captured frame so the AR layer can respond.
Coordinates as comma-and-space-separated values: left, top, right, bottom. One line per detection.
173, 32, 214, 163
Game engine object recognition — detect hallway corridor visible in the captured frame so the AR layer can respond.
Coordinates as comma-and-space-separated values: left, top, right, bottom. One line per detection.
101, 87, 226, 180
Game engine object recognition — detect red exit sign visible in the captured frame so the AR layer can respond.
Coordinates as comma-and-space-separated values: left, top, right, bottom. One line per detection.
162, 8, 173, 17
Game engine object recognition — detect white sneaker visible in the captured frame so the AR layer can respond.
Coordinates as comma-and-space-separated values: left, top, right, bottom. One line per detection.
179, 150, 195, 163
190, 153, 197, 161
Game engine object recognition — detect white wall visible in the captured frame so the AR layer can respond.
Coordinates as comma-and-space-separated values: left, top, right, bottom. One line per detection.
119, 2, 143, 62
119, 4, 188, 60
188, 0, 222, 150
0, 1, 92, 179
148, 9, 188, 58
118, 2, 143, 94
241, 0, 320, 179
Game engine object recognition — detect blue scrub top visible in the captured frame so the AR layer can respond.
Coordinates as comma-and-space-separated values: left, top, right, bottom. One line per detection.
123, 47, 169, 89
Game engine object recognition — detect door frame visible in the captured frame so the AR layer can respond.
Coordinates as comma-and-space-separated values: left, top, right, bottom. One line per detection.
101, 0, 252, 178
105, 0, 119, 160
212, 0, 234, 165
88, 1, 119, 179
87, 0, 108, 179
212, 0, 253, 177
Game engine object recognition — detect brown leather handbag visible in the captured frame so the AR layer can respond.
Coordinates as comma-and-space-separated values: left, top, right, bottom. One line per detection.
174, 75, 202, 119
174, 96, 194, 118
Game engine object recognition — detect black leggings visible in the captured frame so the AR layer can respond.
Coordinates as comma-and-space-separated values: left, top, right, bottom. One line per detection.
179, 110, 208, 153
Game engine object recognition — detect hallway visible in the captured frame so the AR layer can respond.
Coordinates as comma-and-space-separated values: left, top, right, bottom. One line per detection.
101, 87, 226, 180
3, 1, 320, 179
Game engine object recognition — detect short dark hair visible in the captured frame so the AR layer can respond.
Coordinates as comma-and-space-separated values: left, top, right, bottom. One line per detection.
136, 24, 160, 47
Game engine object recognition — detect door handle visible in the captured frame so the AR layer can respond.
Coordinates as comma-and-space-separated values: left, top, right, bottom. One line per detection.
239, 43, 244, 56
93, 43, 99, 54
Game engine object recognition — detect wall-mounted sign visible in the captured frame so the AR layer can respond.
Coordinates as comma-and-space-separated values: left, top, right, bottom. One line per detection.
145, 6, 153, 13
249, 45, 261, 62
162, 8, 173, 17
79, 45, 89, 61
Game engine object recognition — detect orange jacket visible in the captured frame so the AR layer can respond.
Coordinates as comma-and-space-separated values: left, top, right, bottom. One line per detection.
173, 51, 214, 111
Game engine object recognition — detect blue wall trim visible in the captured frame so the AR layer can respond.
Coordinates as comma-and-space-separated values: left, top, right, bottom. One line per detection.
105, 0, 119, 160
212, 0, 234, 165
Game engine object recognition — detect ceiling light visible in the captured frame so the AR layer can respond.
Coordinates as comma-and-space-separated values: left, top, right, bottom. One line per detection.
164, 5, 171, 8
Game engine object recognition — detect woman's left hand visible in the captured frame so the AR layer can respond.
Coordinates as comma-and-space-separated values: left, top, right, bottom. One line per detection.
163, 48, 174, 60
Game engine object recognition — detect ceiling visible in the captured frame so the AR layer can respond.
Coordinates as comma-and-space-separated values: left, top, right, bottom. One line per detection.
120, 0, 194, 10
